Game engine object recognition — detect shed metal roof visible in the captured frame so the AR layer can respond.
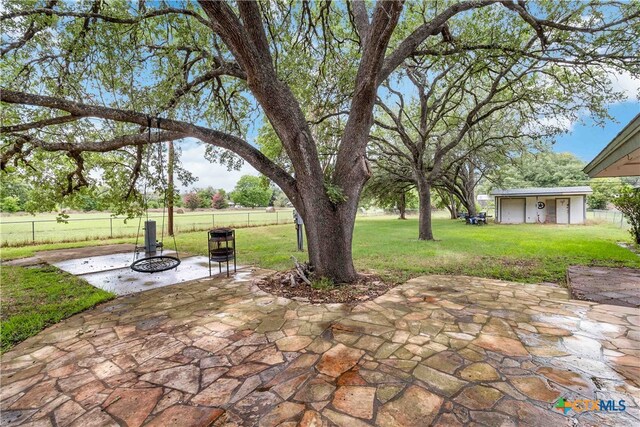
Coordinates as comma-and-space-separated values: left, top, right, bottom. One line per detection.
490, 186, 592, 197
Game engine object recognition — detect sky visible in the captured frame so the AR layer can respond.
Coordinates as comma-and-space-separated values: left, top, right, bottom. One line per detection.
553, 71, 640, 162
176, 72, 640, 192
177, 141, 260, 192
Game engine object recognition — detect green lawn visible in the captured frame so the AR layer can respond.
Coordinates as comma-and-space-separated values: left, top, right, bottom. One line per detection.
175, 216, 638, 284
2, 217, 637, 285
0, 265, 115, 353
0, 216, 636, 351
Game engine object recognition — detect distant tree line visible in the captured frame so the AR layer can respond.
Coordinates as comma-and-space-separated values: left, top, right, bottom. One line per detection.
0, 174, 293, 213
180, 176, 290, 212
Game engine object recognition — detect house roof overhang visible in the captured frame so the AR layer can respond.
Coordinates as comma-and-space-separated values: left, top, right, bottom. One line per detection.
584, 113, 640, 178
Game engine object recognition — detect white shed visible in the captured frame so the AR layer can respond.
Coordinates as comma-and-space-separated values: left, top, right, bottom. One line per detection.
491, 186, 592, 224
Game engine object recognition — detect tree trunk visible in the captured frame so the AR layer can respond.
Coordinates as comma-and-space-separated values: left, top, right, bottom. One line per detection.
463, 196, 477, 218
444, 203, 455, 219
416, 176, 434, 240
398, 191, 407, 220
167, 141, 175, 236
449, 194, 458, 219
299, 197, 358, 283
464, 169, 477, 217
454, 164, 477, 217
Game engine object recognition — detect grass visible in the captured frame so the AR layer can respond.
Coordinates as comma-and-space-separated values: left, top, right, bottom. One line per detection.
0, 208, 294, 246
2, 216, 637, 285
0, 215, 636, 351
312, 277, 337, 290
172, 216, 638, 285
0, 237, 136, 260
0, 265, 115, 353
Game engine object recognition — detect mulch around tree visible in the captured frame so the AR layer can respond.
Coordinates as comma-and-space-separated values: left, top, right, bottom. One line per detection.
254, 269, 397, 304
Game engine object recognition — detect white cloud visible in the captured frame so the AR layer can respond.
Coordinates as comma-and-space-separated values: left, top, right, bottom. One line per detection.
176, 140, 259, 192
532, 70, 639, 134
608, 70, 640, 102
537, 115, 576, 133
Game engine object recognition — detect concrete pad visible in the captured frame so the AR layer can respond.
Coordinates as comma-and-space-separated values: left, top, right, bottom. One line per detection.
87, 258, 241, 295
52, 252, 241, 295
53, 251, 151, 275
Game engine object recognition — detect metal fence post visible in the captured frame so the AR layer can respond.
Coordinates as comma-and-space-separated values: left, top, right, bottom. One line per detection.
212, 214, 215, 228
32, 221, 35, 242
276, 211, 279, 224
247, 212, 250, 227
110, 217, 113, 238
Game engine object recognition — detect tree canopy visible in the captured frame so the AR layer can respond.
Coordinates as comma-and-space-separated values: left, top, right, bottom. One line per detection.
491, 151, 589, 189
230, 175, 272, 208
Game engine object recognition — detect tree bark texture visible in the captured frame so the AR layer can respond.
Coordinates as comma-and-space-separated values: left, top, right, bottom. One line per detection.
416, 175, 434, 241
448, 193, 458, 219
398, 191, 407, 220
302, 200, 358, 282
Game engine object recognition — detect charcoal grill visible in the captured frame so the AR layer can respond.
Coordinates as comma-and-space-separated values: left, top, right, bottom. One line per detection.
208, 228, 236, 277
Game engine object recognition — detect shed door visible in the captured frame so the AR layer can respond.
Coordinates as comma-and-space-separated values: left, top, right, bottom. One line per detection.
546, 199, 556, 223
556, 198, 570, 224
501, 198, 525, 224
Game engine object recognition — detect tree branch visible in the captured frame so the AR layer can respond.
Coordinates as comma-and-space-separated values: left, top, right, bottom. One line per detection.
379, 0, 499, 83
1, 6, 212, 28
1, 89, 298, 199
501, 1, 548, 49
1, 114, 83, 133
1, 0, 58, 56
307, 110, 350, 125
9, 131, 184, 153
350, 0, 370, 42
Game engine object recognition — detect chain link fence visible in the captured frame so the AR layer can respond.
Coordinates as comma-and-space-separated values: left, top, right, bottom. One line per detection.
0, 209, 296, 246
586, 209, 628, 228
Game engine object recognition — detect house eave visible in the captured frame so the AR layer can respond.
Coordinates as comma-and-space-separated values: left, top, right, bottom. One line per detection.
584, 113, 640, 178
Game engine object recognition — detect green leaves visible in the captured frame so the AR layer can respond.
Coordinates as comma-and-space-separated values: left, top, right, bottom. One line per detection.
613, 186, 640, 244
230, 175, 273, 208
324, 180, 347, 205
495, 152, 589, 190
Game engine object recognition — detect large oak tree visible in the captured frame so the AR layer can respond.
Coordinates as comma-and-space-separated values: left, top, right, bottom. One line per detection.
1, 0, 639, 281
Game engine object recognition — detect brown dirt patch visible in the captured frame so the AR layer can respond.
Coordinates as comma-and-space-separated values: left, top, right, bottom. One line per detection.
254, 269, 397, 304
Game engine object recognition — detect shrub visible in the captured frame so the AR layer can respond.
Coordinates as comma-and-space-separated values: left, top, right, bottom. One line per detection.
212, 191, 229, 209
613, 186, 640, 244
0, 196, 21, 212
183, 192, 201, 211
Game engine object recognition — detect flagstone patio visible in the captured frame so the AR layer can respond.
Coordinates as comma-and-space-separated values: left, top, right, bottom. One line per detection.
1, 270, 639, 426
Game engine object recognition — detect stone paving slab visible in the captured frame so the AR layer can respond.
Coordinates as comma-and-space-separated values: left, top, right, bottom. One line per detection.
568, 266, 640, 308
1, 271, 639, 426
